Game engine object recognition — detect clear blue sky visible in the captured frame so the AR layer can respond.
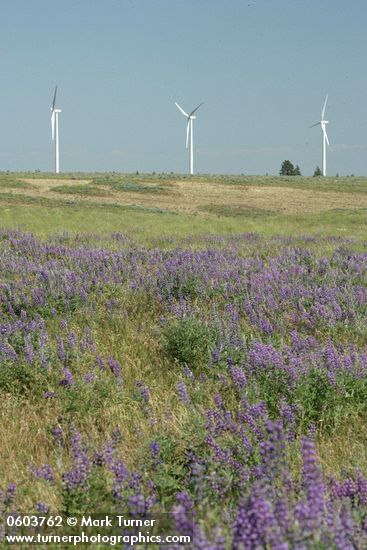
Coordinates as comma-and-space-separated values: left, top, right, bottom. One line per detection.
0, 0, 366, 175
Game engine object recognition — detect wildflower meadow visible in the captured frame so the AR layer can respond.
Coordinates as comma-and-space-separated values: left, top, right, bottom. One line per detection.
1, 219, 367, 548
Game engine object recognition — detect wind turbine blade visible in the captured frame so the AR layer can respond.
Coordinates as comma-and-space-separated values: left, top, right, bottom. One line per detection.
189, 102, 203, 117
309, 122, 321, 128
175, 102, 189, 117
186, 120, 190, 148
52, 86, 57, 110
321, 94, 328, 119
51, 111, 55, 140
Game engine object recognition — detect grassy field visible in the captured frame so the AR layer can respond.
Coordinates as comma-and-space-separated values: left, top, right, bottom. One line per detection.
1, 172, 367, 242
1, 172, 367, 548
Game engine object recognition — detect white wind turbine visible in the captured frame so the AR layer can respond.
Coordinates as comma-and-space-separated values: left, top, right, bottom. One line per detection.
175, 101, 203, 175
50, 86, 62, 174
310, 94, 329, 176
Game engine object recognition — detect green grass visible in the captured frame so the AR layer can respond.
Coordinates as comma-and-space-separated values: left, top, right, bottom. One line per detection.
0, 198, 366, 243
200, 204, 274, 218
108, 182, 169, 193
199, 174, 367, 194
92, 179, 170, 193
52, 184, 113, 197
0, 177, 34, 189
50, 179, 170, 195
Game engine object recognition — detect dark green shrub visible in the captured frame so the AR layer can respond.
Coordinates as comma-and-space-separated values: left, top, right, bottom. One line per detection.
61, 466, 112, 515
163, 317, 216, 369
0, 359, 47, 394
294, 369, 367, 432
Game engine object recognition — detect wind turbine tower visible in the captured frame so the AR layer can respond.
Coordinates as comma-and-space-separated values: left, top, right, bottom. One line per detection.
50, 86, 62, 174
175, 102, 203, 175
310, 94, 329, 176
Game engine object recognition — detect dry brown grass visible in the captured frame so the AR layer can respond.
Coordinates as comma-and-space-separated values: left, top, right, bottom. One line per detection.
8, 177, 367, 216
317, 416, 367, 478
0, 395, 58, 484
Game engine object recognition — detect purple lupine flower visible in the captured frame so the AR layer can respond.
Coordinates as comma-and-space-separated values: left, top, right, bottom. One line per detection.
331, 477, 356, 500
212, 348, 220, 363
87, 328, 96, 352
301, 436, 325, 531
5, 483, 16, 506
182, 364, 195, 380
36, 501, 49, 513
57, 336, 66, 363
52, 425, 63, 446
80, 327, 95, 353
176, 380, 190, 404
260, 420, 286, 481
229, 365, 247, 389
274, 497, 290, 535
232, 499, 254, 548
84, 371, 95, 384
128, 493, 149, 516
135, 380, 150, 403
111, 457, 129, 502
358, 474, 367, 505
39, 331, 49, 368
24, 336, 34, 365
102, 443, 114, 469
0, 340, 17, 361
62, 430, 90, 491
96, 354, 106, 370
92, 451, 104, 467
172, 492, 195, 537
150, 441, 160, 460
110, 459, 129, 483
59, 368, 74, 387
213, 393, 224, 409
239, 411, 265, 441
67, 331, 77, 349
108, 357, 122, 378
44, 390, 56, 399
30, 464, 54, 482
129, 471, 141, 491
80, 287, 87, 305
333, 502, 355, 550
279, 399, 298, 441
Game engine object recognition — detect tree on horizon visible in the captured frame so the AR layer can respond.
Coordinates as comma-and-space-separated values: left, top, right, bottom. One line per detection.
279, 160, 301, 176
